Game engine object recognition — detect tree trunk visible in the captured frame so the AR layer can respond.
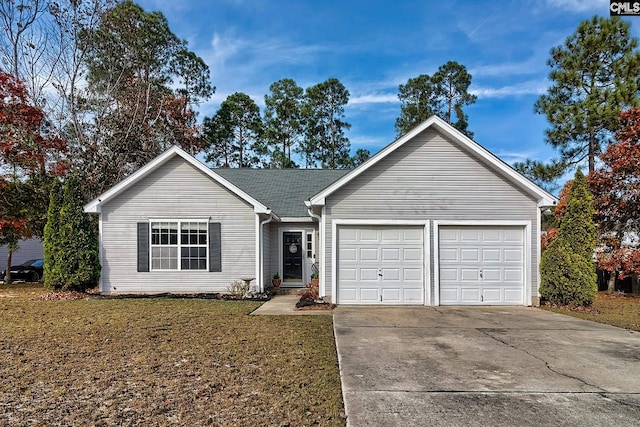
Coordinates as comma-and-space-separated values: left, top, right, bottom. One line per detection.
588, 133, 596, 173
632, 275, 639, 295
607, 271, 616, 293
5, 251, 13, 285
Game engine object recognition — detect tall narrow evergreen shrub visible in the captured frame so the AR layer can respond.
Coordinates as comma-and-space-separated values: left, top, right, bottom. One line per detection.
58, 176, 101, 291
540, 169, 597, 306
43, 179, 63, 289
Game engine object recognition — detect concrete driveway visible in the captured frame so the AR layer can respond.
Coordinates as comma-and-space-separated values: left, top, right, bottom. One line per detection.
333, 306, 640, 426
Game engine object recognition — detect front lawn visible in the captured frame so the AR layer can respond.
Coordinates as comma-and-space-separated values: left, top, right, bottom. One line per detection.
0, 284, 345, 426
542, 291, 640, 332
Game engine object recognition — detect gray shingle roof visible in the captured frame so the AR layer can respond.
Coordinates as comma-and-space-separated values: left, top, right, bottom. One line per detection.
214, 169, 350, 218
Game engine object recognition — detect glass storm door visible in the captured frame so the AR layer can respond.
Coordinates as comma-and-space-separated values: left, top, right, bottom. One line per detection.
283, 231, 303, 283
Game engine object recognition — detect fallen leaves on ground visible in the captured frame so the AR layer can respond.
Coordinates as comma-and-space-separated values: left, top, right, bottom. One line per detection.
0, 283, 345, 426
542, 291, 640, 332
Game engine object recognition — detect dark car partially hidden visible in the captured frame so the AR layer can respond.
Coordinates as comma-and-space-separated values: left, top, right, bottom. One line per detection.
0, 259, 44, 282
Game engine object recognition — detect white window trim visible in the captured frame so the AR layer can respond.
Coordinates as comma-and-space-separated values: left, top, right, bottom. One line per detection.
149, 219, 209, 272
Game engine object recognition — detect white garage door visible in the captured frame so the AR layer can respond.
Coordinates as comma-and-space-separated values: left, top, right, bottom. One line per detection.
439, 226, 525, 305
337, 226, 423, 305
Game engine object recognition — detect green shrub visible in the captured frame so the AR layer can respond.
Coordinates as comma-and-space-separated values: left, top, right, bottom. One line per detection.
540, 239, 597, 306
540, 169, 597, 306
44, 179, 63, 290
57, 176, 101, 291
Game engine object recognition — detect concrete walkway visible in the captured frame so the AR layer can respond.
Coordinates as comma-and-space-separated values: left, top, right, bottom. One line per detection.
334, 306, 640, 427
251, 294, 332, 315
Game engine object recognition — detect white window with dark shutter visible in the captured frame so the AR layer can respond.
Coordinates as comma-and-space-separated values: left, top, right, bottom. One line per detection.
137, 220, 221, 272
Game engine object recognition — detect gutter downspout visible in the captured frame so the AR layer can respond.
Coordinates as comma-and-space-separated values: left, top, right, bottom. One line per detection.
305, 201, 323, 296
259, 212, 275, 293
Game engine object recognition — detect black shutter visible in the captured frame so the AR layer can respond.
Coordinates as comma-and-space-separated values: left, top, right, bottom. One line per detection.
209, 222, 221, 272
137, 222, 149, 272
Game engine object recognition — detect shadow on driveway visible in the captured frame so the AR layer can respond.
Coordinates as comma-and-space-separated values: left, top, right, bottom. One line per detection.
333, 306, 640, 427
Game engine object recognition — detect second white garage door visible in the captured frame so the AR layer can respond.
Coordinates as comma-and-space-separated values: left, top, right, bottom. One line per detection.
337, 226, 424, 304
439, 226, 525, 305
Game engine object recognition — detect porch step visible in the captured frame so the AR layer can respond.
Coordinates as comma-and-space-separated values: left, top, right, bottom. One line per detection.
270, 287, 305, 296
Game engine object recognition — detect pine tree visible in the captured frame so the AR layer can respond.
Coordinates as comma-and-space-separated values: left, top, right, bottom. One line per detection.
540, 169, 597, 306
44, 179, 63, 290
57, 176, 101, 291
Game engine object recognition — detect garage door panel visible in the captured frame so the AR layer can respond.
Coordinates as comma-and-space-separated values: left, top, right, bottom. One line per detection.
403, 228, 423, 241
440, 248, 458, 262
404, 288, 423, 302
461, 268, 480, 281
482, 230, 501, 242
482, 249, 501, 262
504, 229, 524, 243
380, 229, 401, 242
504, 288, 524, 302
340, 288, 357, 301
403, 248, 422, 261
382, 288, 400, 302
440, 268, 458, 281
381, 248, 400, 261
439, 226, 525, 305
360, 229, 379, 242
340, 248, 357, 261
504, 268, 523, 282
504, 248, 523, 262
482, 268, 501, 281
383, 268, 400, 280
461, 248, 480, 262
439, 228, 458, 242
461, 288, 480, 302
482, 288, 501, 302
339, 268, 357, 281
337, 226, 424, 305
360, 248, 379, 261
340, 228, 358, 242
460, 229, 481, 242
360, 288, 379, 302
360, 268, 379, 281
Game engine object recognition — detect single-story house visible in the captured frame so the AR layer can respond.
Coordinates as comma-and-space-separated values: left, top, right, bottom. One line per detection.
84, 116, 557, 305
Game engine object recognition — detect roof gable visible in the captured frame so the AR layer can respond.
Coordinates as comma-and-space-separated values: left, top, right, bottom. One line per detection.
309, 116, 557, 207
84, 146, 269, 214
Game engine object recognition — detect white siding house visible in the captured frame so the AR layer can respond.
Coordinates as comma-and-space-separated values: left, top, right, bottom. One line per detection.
86, 116, 556, 305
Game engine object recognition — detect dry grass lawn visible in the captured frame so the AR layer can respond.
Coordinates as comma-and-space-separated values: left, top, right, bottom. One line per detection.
542, 291, 640, 332
0, 284, 345, 426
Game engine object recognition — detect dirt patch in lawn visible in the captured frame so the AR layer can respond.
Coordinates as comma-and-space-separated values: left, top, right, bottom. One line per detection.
542, 291, 640, 332
0, 284, 345, 426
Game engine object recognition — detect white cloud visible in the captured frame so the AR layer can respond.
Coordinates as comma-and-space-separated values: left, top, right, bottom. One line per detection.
349, 93, 398, 105
471, 79, 547, 98
494, 149, 539, 165
470, 58, 544, 78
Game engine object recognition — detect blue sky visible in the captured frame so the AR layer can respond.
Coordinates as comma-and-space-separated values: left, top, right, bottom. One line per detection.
137, 0, 627, 172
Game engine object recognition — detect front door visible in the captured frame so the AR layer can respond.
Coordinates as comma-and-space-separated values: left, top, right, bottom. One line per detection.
283, 231, 303, 284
